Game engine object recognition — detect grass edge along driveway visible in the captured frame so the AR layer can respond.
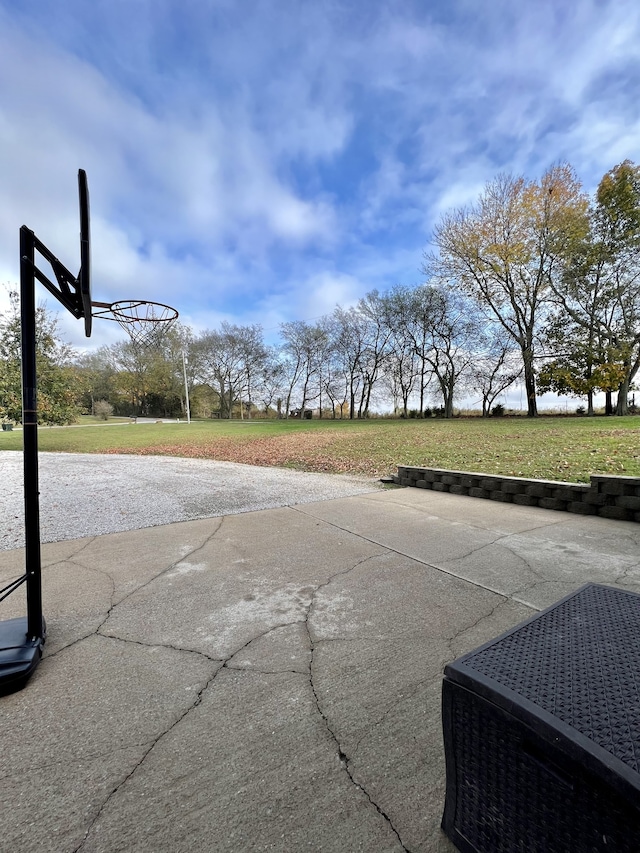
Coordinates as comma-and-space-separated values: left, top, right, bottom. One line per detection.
1, 416, 639, 483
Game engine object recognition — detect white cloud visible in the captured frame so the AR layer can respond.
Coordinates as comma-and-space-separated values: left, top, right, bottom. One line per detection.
2, 0, 640, 356
0, 6, 341, 336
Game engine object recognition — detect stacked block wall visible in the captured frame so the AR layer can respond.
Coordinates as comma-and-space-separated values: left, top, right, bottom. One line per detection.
393, 468, 640, 523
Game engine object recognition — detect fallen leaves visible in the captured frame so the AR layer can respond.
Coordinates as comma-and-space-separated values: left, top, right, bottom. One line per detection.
94, 418, 640, 483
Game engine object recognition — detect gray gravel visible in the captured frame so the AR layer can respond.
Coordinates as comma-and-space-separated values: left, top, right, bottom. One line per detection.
0, 451, 384, 551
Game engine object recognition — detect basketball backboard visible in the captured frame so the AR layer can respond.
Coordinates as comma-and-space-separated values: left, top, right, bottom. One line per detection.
78, 168, 92, 336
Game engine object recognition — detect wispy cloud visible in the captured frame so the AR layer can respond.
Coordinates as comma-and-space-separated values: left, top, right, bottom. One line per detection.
1, 0, 639, 350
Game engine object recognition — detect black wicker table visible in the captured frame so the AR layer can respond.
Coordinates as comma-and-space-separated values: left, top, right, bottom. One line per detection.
441, 584, 640, 853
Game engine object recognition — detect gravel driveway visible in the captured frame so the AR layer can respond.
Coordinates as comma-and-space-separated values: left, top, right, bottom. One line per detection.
0, 451, 384, 551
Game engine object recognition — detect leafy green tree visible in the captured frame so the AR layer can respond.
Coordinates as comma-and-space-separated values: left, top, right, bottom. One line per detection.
75, 348, 119, 414
538, 312, 626, 414
553, 160, 640, 414
0, 289, 79, 424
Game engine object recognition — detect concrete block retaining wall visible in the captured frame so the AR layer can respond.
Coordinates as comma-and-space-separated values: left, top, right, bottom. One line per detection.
393, 467, 640, 523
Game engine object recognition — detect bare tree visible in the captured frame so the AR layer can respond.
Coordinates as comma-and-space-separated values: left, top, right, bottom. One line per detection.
380, 343, 417, 417
279, 320, 327, 415
468, 333, 523, 417
193, 323, 266, 418
421, 286, 479, 418
355, 291, 394, 417
383, 284, 439, 414
327, 307, 373, 419
254, 346, 286, 417
235, 325, 268, 418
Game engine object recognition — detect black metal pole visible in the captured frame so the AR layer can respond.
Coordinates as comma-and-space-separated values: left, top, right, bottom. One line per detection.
20, 225, 43, 642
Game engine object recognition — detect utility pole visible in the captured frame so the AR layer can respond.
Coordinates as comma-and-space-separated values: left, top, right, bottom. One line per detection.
182, 351, 191, 424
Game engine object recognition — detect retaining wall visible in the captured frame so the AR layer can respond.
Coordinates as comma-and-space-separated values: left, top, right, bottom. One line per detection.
393, 466, 640, 523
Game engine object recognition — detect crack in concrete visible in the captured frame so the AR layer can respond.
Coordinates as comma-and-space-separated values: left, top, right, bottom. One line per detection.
349, 672, 443, 764
349, 598, 531, 763
40, 535, 99, 568
93, 518, 224, 633
72, 615, 298, 852
72, 601, 347, 851
447, 596, 529, 645
496, 540, 547, 581
43, 524, 224, 662
31, 494, 577, 850
612, 560, 640, 587
72, 558, 117, 608
12, 475, 636, 851
44, 629, 108, 660
0, 537, 103, 623
96, 631, 223, 664
66, 537, 525, 853
224, 618, 309, 672
111, 516, 225, 603
20, 519, 237, 852
32, 521, 225, 667
299, 551, 411, 852
293, 507, 556, 611
440, 532, 549, 591
72, 664, 221, 853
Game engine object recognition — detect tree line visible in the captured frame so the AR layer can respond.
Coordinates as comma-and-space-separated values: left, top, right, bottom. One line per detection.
1, 160, 639, 423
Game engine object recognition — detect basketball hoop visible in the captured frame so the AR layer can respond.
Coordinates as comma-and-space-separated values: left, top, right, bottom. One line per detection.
3, 168, 181, 695
92, 299, 179, 347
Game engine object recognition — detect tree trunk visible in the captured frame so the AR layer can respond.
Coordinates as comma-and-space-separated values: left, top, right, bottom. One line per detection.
616, 377, 630, 415
444, 390, 454, 418
522, 346, 538, 417
418, 364, 426, 413
605, 391, 614, 415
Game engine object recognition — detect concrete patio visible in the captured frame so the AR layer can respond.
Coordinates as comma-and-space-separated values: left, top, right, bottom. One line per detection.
2, 485, 640, 852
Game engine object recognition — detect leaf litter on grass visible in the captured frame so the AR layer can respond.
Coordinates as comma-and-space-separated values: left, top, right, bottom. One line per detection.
88, 418, 640, 482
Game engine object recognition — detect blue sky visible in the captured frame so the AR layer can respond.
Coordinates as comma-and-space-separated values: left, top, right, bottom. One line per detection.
1, 0, 640, 356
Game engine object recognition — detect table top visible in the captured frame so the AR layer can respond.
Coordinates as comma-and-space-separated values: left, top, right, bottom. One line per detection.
447, 584, 640, 774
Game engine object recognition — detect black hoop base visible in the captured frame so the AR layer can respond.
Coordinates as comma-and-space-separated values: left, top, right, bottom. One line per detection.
0, 617, 46, 696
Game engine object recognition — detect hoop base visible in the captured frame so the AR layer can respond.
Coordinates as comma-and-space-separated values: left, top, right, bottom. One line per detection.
0, 617, 46, 696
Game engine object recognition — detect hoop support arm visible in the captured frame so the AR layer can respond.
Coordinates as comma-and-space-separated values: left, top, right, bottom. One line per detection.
20, 228, 84, 319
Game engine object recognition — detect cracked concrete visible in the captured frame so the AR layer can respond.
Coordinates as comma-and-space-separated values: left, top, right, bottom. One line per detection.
2, 484, 640, 852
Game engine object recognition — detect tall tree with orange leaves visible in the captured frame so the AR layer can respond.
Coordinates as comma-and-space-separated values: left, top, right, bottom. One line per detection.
427, 164, 588, 416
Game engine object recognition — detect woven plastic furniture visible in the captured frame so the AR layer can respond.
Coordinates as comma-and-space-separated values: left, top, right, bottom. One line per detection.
441, 583, 640, 853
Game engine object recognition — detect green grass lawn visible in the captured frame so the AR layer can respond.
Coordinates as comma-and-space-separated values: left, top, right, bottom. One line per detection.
1, 415, 639, 482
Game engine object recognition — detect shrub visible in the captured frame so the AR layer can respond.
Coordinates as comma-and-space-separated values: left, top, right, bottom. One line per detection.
95, 400, 114, 421
490, 403, 505, 417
